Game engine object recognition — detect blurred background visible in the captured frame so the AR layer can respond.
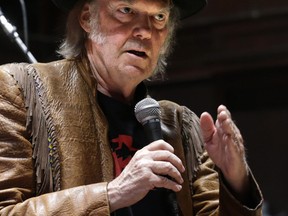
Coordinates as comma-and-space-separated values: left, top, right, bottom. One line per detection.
1, 0, 288, 215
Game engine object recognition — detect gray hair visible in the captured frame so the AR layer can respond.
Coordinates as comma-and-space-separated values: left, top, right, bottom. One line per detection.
152, 6, 179, 80
57, 0, 90, 59
57, 0, 180, 79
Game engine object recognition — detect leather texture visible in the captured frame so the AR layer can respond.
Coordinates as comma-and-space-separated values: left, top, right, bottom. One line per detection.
0, 59, 263, 215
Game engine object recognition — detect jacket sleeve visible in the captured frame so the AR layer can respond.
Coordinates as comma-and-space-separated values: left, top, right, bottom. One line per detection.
181, 106, 263, 216
0, 67, 110, 216
192, 152, 263, 216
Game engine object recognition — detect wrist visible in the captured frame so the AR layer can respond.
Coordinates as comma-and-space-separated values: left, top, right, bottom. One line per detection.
107, 181, 121, 213
222, 165, 251, 202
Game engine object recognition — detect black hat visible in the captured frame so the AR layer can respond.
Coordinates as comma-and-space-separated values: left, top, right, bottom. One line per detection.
51, 0, 206, 19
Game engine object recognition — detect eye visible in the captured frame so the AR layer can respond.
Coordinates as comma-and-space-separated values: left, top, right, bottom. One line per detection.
154, 13, 166, 21
119, 7, 133, 14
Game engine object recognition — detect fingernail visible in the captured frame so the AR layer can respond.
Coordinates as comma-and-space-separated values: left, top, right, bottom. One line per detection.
177, 185, 182, 191
182, 165, 185, 172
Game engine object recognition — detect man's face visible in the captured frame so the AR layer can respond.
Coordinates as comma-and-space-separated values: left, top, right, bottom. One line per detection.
83, 0, 171, 94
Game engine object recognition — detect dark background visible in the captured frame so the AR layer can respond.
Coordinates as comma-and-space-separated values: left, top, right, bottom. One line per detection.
1, 0, 288, 215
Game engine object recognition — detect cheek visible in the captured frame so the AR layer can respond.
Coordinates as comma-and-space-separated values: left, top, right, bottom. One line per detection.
97, 40, 117, 57
154, 30, 169, 53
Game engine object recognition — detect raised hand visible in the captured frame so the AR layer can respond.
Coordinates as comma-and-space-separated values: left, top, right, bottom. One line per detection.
107, 140, 185, 212
200, 105, 249, 195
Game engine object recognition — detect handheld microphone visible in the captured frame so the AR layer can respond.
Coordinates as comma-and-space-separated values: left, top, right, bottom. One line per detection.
135, 98, 162, 142
135, 98, 180, 216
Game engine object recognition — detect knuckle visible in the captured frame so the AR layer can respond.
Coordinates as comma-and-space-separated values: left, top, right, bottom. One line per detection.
133, 149, 143, 158
164, 151, 173, 161
135, 159, 148, 169
166, 163, 175, 174
161, 176, 169, 186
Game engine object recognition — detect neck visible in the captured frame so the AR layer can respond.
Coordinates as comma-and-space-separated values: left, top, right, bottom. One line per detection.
97, 85, 136, 104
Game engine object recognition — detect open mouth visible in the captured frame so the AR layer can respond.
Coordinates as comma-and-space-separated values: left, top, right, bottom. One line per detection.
127, 50, 147, 58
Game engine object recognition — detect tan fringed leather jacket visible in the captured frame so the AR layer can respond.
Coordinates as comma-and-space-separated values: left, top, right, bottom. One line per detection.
0, 59, 263, 215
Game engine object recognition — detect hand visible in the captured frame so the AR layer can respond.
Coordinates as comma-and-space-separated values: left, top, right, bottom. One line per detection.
107, 140, 185, 212
200, 105, 249, 195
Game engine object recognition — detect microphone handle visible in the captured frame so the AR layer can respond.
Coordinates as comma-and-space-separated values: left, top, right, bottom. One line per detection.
142, 119, 180, 216
142, 119, 163, 142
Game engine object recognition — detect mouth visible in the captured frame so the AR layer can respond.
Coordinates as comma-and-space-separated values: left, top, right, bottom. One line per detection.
127, 50, 147, 58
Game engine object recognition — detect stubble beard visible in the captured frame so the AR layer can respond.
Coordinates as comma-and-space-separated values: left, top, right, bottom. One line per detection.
90, 14, 107, 45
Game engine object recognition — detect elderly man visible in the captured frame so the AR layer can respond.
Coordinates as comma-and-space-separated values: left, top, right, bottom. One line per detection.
0, 0, 263, 215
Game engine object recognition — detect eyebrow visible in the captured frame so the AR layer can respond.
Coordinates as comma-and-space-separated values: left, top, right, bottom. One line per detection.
122, 0, 133, 3
119, 0, 171, 12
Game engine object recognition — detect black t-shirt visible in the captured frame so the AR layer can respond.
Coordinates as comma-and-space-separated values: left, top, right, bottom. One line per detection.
97, 90, 174, 216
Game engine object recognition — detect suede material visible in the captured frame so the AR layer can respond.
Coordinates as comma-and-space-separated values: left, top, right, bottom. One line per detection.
0, 60, 263, 215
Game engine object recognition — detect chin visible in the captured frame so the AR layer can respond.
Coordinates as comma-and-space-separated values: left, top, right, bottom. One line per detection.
121, 65, 151, 80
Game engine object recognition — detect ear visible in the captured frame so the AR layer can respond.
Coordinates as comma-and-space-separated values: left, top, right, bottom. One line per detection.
79, 3, 92, 33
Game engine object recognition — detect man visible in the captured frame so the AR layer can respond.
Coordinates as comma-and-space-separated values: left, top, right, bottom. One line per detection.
0, 0, 263, 215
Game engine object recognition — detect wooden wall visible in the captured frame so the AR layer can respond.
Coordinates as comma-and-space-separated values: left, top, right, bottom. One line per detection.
149, 0, 288, 214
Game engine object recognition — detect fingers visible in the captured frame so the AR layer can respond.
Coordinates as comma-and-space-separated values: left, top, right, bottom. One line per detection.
200, 112, 216, 143
217, 104, 231, 117
108, 140, 185, 210
144, 139, 174, 152
217, 105, 244, 146
151, 149, 185, 173
132, 140, 185, 188
152, 174, 182, 192
198, 105, 248, 194
200, 105, 242, 144
151, 161, 184, 184
141, 139, 185, 174
200, 104, 245, 163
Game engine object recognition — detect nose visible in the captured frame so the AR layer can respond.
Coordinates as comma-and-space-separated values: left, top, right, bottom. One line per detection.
132, 14, 152, 40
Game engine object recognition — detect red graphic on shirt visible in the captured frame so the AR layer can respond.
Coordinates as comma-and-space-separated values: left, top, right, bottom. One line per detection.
111, 135, 138, 177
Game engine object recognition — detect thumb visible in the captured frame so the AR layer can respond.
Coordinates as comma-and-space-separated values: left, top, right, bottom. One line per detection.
200, 112, 215, 143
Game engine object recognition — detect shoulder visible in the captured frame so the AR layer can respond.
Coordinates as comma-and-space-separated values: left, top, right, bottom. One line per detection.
158, 99, 202, 142
0, 59, 72, 107
32, 59, 75, 76
0, 62, 28, 79
0, 59, 72, 81
158, 99, 203, 147
158, 99, 200, 124
157, 99, 204, 178
0, 63, 28, 109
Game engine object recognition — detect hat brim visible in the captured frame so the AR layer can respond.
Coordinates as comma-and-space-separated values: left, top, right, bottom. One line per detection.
174, 0, 207, 19
52, 0, 207, 19
51, 0, 75, 12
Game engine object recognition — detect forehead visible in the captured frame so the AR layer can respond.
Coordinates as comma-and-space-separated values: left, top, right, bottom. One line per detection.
123, 0, 171, 4
108, 0, 172, 9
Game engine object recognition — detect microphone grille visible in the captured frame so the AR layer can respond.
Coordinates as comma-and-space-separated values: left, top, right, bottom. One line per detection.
134, 98, 161, 125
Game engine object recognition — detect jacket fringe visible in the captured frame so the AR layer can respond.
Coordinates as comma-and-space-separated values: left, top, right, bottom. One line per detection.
5, 63, 61, 195
181, 106, 204, 195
